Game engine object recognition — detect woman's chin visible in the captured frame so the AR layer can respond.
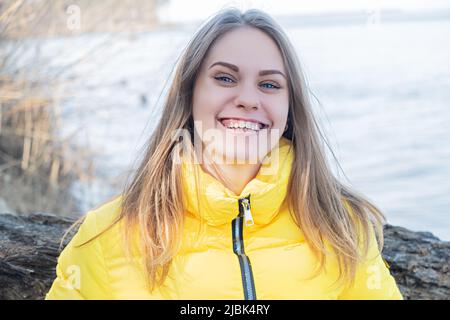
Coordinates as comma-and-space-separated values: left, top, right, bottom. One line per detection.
207, 147, 267, 165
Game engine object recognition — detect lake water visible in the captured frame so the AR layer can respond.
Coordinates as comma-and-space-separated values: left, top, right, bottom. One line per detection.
12, 14, 450, 240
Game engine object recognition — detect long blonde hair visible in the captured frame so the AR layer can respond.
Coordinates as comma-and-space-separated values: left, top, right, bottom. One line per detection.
67, 8, 385, 292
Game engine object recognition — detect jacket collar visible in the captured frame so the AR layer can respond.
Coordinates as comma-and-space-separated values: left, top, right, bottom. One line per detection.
181, 137, 294, 226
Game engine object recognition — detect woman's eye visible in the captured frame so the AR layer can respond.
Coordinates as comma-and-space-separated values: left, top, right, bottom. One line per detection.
214, 76, 234, 83
214, 76, 280, 90
261, 82, 280, 90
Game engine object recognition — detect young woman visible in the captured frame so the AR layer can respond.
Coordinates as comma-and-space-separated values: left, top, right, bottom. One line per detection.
46, 8, 403, 300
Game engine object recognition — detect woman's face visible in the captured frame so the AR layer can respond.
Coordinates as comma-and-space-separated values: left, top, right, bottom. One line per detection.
192, 27, 289, 165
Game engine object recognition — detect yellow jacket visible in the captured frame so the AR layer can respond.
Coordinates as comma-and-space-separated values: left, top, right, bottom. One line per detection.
46, 137, 403, 299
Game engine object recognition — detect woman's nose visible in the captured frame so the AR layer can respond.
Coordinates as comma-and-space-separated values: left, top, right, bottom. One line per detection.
234, 84, 261, 110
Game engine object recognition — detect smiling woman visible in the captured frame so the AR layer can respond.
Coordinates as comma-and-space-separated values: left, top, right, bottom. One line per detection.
192, 26, 290, 195
45, 7, 403, 300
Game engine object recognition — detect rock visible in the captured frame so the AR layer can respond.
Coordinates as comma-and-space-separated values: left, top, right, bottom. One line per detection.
0, 212, 448, 299
382, 224, 450, 300
0, 213, 75, 300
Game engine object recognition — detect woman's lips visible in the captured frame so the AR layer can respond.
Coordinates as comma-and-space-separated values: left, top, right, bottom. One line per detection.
216, 118, 267, 135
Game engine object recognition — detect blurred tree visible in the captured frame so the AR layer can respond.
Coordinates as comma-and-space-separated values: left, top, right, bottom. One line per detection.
0, 0, 166, 39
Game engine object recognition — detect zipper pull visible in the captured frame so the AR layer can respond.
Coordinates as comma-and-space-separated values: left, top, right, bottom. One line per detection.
241, 198, 254, 227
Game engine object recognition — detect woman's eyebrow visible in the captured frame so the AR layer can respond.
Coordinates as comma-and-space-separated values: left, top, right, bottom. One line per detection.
209, 61, 286, 79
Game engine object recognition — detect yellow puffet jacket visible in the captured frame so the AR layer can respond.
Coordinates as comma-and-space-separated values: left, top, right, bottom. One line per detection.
46, 137, 403, 300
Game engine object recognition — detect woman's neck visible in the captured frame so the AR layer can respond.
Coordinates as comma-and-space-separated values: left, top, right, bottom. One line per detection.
200, 160, 261, 196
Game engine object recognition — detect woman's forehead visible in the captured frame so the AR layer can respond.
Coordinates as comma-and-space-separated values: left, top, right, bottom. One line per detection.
204, 27, 286, 74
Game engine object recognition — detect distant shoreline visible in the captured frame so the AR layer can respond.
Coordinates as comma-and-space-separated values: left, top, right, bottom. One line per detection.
160, 8, 450, 30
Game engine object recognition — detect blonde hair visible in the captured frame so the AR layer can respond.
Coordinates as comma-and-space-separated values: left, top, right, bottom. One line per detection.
65, 8, 385, 292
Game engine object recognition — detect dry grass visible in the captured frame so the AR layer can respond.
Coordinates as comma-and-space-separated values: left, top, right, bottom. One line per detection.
0, 0, 165, 216
0, 72, 96, 215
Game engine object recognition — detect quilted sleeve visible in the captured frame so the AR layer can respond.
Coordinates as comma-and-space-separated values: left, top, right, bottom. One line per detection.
45, 210, 112, 300
337, 225, 403, 300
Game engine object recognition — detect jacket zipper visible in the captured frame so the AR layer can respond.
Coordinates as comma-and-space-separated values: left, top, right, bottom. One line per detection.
232, 195, 257, 300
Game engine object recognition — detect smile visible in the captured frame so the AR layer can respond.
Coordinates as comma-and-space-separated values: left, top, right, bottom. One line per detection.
217, 117, 269, 132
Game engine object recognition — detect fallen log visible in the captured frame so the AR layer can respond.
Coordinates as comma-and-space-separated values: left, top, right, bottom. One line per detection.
0, 213, 448, 299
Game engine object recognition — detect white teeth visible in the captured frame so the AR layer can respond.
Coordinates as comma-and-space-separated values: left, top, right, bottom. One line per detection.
224, 120, 263, 131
